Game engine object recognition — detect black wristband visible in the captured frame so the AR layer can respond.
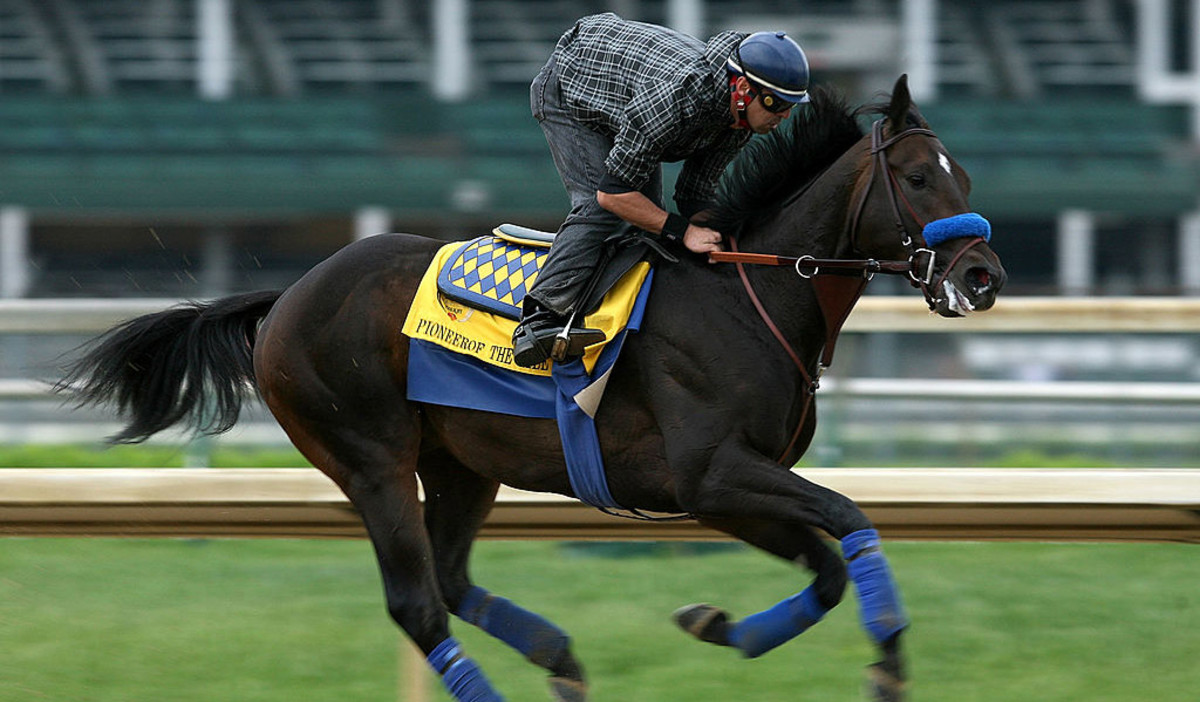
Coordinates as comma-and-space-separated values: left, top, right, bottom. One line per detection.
662, 213, 690, 243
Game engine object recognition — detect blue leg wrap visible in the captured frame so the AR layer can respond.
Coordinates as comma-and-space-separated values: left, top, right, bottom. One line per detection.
842, 529, 909, 644
455, 586, 570, 664
728, 585, 829, 658
427, 637, 504, 702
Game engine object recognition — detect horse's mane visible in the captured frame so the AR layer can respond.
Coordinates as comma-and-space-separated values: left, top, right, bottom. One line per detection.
703, 85, 865, 239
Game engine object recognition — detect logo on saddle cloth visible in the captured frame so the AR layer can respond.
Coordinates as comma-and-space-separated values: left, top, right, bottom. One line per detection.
402, 229, 651, 377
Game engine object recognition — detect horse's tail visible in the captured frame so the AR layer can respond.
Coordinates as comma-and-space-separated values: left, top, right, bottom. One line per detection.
56, 290, 283, 444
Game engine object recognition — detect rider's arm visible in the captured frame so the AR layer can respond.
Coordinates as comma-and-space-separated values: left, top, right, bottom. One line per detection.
595, 186, 722, 255
599, 83, 723, 254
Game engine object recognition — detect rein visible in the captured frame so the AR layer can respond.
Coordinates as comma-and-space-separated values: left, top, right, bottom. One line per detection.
719, 237, 878, 464
710, 119, 981, 465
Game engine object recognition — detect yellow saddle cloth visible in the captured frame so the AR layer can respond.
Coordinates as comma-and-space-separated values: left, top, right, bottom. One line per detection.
402, 226, 651, 377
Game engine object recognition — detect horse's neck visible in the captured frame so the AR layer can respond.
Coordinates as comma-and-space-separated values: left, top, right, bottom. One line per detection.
729, 159, 863, 381
759, 150, 861, 259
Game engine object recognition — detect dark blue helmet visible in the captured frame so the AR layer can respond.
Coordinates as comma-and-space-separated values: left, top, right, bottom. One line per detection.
726, 31, 810, 104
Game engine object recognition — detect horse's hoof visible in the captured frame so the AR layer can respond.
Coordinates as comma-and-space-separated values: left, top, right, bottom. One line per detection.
864, 661, 906, 702
672, 603, 732, 647
549, 675, 588, 702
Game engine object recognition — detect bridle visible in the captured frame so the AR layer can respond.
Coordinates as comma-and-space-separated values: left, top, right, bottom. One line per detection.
847, 118, 988, 308
708, 118, 988, 464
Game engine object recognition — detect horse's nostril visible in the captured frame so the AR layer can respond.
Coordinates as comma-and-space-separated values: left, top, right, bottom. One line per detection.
966, 267, 992, 294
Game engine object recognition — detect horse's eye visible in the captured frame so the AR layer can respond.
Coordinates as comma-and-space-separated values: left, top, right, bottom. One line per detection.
907, 173, 927, 188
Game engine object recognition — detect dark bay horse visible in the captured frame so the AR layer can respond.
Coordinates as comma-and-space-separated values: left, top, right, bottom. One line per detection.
61, 76, 1005, 701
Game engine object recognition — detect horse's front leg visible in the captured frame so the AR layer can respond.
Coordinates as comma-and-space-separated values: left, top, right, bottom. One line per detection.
674, 518, 846, 656
673, 441, 908, 700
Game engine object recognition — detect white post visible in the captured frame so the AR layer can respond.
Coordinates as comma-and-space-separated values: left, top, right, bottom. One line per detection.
667, 0, 705, 39
1181, 210, 1200, 295
197, 0, 235, 100
1058, 209, 1095, 295
902, 0, 938, 102
0, 206, 31, 299
1191, 0, 1200, 140
1135, 0, 1200, 139
399, 638, 431, 702
200, 228, 233, 296
355, 207, 392, 240
433, 0, 471, 102
1134, 0, 1179, 99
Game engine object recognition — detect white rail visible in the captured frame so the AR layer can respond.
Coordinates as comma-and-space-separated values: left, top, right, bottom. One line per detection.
1, 467, 1196, 543
10, 377, 1200, 405
3, 296, 1200, 333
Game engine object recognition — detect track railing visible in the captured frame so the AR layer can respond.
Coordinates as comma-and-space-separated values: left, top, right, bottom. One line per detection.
2, 467, 1196, 543
3, 296, 1200, 333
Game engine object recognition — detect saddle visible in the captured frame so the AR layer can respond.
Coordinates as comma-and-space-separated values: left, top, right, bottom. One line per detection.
437, 223, 656, 320
402, 223, 656, 377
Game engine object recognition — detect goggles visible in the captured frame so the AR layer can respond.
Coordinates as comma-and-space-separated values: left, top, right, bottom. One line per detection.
751, 86, 795, 113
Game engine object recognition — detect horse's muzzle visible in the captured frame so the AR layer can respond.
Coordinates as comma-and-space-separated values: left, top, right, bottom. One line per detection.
930, 241, 1006, 317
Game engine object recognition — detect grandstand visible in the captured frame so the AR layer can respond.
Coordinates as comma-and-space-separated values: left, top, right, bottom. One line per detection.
0, 0, 1197, 299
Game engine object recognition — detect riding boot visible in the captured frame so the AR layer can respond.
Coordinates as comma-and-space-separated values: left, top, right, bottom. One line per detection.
512, 302, 605, 368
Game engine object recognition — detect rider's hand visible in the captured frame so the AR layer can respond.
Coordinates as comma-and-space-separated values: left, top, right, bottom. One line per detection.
683, 224, 724, 255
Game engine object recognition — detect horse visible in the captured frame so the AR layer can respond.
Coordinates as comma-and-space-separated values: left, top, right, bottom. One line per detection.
60, 75, 1005, 701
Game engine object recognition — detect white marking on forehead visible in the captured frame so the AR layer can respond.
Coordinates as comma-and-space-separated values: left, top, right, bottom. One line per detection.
938, 152, 952, 175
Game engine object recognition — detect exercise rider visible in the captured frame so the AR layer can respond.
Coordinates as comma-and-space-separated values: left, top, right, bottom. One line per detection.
512, 13, 811, 367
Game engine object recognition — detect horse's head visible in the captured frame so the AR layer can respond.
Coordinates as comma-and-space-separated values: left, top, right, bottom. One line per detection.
848, 75, 1006, 316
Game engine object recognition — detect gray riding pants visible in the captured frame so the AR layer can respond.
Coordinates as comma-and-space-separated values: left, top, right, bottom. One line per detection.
527, 56, 663, 317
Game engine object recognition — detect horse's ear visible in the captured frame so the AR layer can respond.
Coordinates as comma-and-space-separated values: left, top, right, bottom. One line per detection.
886, 74, 912, 132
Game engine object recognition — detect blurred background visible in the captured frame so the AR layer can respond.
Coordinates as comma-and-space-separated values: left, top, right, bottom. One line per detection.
0, 5, 1196, 700
1, 0, 1198, 465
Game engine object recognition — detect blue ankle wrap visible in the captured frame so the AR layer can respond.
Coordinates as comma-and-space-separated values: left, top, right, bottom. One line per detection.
729, 586, 828, 658
455, 586, 569, 661
427, 637, 504, 702
842, 529, 908, 644
922, 212, 991, 247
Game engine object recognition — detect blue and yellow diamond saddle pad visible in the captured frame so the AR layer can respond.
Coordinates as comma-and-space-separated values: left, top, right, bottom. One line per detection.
403, 225, 652, 378
435, 227, 552, 320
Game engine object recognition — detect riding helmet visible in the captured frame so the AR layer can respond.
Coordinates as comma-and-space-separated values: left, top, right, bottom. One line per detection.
726, 31, 810, 104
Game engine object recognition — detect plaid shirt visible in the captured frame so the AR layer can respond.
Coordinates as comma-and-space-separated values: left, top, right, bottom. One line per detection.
551, 13, 750, 213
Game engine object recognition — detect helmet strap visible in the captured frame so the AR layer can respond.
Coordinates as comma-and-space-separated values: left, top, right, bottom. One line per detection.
730, 76, 754, 129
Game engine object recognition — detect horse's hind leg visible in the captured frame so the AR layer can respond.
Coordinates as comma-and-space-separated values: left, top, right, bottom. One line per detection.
420, 449, 588, 702
266, 402, 505, 701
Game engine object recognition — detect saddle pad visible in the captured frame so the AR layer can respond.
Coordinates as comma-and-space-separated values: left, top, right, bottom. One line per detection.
436, 236, 546, 319
403, 238, 651, 377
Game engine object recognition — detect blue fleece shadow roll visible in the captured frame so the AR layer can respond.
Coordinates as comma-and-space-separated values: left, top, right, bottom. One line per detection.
922, 212, 991, 247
